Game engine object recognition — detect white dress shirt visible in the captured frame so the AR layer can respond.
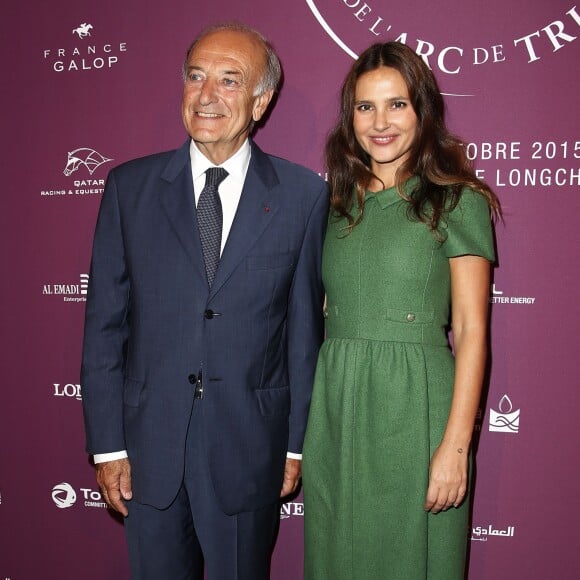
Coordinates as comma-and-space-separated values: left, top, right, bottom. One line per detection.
94, 139, 301, 463
190, 138, 250, 254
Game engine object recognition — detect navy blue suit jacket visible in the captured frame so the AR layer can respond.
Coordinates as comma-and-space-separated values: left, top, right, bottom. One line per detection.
81, 140, 328, 514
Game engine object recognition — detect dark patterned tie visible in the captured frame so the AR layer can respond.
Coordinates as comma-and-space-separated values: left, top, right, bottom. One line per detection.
197, 167, 228, 287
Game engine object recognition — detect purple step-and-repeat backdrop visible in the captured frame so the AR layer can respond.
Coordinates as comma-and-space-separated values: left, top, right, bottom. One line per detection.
2, 1, 579, 578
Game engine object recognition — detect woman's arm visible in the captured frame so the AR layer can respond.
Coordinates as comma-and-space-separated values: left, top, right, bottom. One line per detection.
424, 255, 490, 513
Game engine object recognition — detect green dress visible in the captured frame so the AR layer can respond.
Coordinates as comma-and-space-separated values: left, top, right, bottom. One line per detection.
302, 181, 495, 580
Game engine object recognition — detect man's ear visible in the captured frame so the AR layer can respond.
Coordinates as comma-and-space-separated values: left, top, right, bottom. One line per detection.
252, 90, 274, 122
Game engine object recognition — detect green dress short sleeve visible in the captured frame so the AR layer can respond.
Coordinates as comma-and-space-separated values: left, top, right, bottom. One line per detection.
442, 188, 495, 261
303, 181, 496, 580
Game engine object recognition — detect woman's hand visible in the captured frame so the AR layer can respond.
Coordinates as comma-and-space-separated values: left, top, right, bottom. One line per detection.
422, 255, 491, 514
424, 442, 468, 513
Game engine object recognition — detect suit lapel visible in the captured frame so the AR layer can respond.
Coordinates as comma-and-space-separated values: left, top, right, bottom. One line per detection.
159, 141, 207, 283
209, 142, 279, 299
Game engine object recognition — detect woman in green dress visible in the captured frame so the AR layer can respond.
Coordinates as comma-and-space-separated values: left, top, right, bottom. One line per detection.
302, 42, 501, 579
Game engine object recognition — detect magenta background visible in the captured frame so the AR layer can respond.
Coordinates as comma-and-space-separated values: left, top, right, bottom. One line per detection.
1, 0, 579, 578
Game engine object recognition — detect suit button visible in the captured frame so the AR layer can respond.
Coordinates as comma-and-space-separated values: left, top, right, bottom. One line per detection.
406, 312, 416, 322
204, 309, 214, 319
188, 374, 197, 384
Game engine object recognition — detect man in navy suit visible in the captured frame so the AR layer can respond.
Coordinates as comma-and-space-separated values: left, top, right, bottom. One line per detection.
81, 22, 328, 580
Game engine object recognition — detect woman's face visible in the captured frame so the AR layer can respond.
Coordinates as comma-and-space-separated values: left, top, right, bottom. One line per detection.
353, 66, 418, 187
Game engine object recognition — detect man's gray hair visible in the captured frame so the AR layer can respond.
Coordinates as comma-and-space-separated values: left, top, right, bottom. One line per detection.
182, 22, 282, 96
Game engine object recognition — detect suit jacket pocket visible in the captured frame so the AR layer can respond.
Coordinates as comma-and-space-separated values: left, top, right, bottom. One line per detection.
247, 252, 294, 270
255, 386, 291, 417
123, 377, 145, 407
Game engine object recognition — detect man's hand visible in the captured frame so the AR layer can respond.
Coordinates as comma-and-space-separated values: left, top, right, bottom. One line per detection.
280, 458, 301, 498
96, 458, 132, 517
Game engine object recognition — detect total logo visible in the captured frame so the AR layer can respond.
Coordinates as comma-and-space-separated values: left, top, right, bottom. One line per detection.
51, 482, 107, 509
40, 147, 112, 198
490, 283, 536, 305
489, 394, 520, 434
53, 382, 82, 401
280, 501, 304, 520
42, 273, 89, 303
52, 482, 77, 508
43, 22, 127, 73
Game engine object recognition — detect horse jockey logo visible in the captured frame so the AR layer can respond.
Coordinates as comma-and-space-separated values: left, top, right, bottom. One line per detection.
63, 148, 113, 176
73, 23, 93, 38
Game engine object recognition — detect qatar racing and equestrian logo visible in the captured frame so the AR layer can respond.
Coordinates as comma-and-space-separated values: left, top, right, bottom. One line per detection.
63, 148, 113, 176
72, 23, 93, 39
52, 482, 77, 509
40, 151, 107, 197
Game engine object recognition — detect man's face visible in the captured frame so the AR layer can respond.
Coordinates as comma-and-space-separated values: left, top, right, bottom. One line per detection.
182, 30, 273, 165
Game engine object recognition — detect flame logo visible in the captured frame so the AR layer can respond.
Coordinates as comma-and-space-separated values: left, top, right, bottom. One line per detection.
498, 394, 513, 414
489, 394, 520, 434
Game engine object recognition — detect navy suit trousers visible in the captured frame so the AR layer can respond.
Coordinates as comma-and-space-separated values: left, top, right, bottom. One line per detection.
124, 400, 280, 580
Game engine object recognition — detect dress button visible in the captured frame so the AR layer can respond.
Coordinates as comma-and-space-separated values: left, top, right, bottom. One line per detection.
188, 374, 197, 384
204, 309, 214, 319
406, 312, 416, 322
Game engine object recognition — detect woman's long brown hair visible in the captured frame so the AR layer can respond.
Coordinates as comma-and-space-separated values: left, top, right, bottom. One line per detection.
326, 42, 501, 232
